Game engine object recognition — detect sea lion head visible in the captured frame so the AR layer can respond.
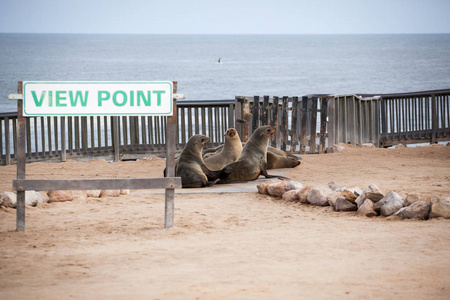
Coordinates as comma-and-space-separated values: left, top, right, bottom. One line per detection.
256, 125, 276, 138
225, 128, 238, 138
187, 134, 211, 152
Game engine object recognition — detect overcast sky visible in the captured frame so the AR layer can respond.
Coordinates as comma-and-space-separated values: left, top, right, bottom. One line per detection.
0, 0, 449, 34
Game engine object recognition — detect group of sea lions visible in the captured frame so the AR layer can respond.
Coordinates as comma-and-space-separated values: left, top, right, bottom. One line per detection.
171, 125, 302, 188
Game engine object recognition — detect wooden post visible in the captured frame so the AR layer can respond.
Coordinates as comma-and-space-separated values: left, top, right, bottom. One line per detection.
16, 81, 26, 231
262, 95, 269, 125
252, 96, 260, 133
271, 96, 279, 148
112, 116, 120, 162
281, 96, 288, 151
309, 97, 318, 153
61, 116, 66, 161
165, 99, 177, 228
290, 97, 299, 153
5, 117, 10, 165
327, 96, 335, 148
431, 94, 437, 144
300, 96, 308, 153
319, 97, 328, 153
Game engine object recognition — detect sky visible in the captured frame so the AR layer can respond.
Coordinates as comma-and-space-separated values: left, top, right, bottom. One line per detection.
0, 0, 449, 34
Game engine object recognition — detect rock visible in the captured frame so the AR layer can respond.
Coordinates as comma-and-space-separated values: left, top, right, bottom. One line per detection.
87, 190, 102, 198
120, 189, 130, 195
341, 189, 357, 203
328, 181, 338, 191
0, 194, 3, 206
267, 181, 288, 197
404, 194, 421, 206
361, 143, 375, 147
100, 190, 122, 198
72, 190, 88, 200
429, 198, 450, 219
357, 199, 377, 217
380, 190, 404, 216
307, 184, 332, 206
282, 190, 300, 201
326, 145, 344, 153
335, 196, 357, 212
348, 186, 363, 197
297, 186, 312, 204
257, 180, 278, 195
356, 184, 384, 207
394, 201, 431, 220
48, 190, 74, 203
327, 191, 341, 208
38, 191, 49, 203
25, 191, 44, 206
395, 143, 406, 148
286, 181, 303, 191
1, 192, 17, 208
373, 198, 387, 213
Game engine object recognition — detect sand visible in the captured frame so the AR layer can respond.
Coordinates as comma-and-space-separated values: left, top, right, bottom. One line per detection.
0, 144, 449, 299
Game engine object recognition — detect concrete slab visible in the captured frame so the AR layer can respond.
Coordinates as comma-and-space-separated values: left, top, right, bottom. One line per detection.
132, 169, 291, 195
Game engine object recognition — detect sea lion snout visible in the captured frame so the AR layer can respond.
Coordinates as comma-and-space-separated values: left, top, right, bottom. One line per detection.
201, 136, 210, 145
227, 128, 237, 137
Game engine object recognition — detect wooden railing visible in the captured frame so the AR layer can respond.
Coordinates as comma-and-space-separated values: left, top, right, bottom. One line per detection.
2, 89, 450, 165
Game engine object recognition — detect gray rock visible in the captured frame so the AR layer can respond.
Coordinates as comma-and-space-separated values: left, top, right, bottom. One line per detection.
282, 190, 300, 201
335, 196, 357, 212
297, 186, 312, 204
361, 143, 375, 147
356, 184, 384, 207
326, 145, 344, 153
380, 190, 404, 216
286, 181, 303, 191
348, 186, 363, 197
357, 199, 377, 217
327, 191, 341, 208
404, 194, 421, 206
307, 184, 332, 206
373, 198, 387, 213
0, 192, 17, 208
394, 201, 431, 220
429, 198, 450, 219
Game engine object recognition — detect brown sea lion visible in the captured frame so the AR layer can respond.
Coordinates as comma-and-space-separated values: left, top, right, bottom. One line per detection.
266, 151, 302, 169
203, 128, 242, 170
218, 125, 290, 183
176, 134, 221, 188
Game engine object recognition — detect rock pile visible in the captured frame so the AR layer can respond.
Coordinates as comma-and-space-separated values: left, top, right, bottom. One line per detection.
257, 180, 449, 220
0, 189, 130, 208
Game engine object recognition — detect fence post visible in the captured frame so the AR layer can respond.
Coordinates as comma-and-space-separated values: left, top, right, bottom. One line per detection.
112, 117, 120, 162
281, 96, 288, 151
16, 81, 26, 231
252, 96, 260, 133
271, 96, 279, 148
290, 97, 299, 153
5, 117, 10, 165
319, 97, 328, 153
61, 116, 66, 161
309, 97, 318, 153
327, 96, 335, 148
300, 96, 308, 153
431, 94, 437, 144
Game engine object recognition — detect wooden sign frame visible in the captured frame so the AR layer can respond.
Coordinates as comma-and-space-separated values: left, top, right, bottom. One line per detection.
10, 81, 181, 231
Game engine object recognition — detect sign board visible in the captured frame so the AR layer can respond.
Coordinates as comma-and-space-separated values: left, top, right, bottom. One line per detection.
22, 81, 173, 116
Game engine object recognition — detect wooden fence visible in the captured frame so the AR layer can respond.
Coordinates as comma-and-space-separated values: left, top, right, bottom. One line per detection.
2, 89, 450, 165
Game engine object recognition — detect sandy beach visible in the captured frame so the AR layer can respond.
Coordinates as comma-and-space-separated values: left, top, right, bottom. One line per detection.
1, 144, 449, 299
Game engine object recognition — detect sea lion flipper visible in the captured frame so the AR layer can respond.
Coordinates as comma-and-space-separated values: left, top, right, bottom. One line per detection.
260, 160, 290, 180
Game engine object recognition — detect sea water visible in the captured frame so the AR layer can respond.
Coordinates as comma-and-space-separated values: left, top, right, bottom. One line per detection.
1, 33, 450, 113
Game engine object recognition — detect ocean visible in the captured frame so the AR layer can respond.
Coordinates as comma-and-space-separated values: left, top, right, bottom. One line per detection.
1, 33, 450, 113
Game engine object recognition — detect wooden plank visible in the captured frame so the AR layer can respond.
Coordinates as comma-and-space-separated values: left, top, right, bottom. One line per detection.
14, 177, 182, 191
300, 96, 308, 153
309, 97, 318, 153
5, 117, 10, 165
319, 97, 328, 153
262, 95, 269, 126
252, 96, 260, 132
16, 81, 25, 231
290, 97, 299, 153
165, 94, 178, 228
271, 96, 279, 148
112, 116, 120, 162
327, 97, 335, 147
61, 116, 66, 161
431, 94, 437, 143
281, 96, 288, 151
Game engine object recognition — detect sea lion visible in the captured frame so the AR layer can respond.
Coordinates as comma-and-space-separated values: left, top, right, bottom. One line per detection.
266, 151, 301, 169
203, 128, 242, 170
176, 134, 221, 188
218, 125, 290, 183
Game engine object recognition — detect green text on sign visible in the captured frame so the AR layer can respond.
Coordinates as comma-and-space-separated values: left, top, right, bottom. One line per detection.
23, 81, 173, 116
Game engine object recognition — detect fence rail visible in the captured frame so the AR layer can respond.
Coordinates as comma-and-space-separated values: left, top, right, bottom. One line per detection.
2, 89, 450, 165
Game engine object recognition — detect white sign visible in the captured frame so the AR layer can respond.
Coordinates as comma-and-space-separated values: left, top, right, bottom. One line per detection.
22, 81, 173, 116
